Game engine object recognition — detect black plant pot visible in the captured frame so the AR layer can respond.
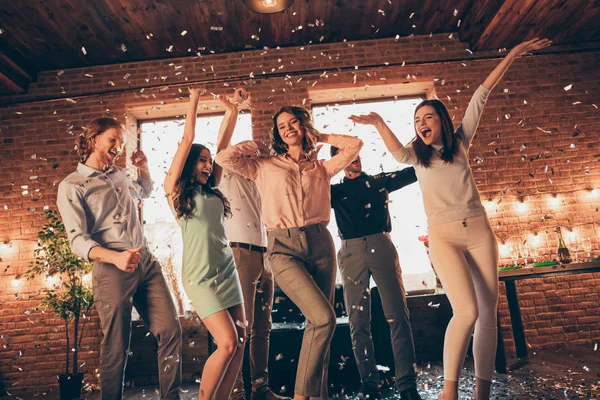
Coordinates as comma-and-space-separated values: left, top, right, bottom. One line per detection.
58, 373, 83, 400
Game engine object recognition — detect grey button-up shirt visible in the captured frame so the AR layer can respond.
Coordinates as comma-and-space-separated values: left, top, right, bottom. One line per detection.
57, 163, 153, 261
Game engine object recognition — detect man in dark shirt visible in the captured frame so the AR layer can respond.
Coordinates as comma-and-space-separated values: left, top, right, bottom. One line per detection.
330, 147, 421, 400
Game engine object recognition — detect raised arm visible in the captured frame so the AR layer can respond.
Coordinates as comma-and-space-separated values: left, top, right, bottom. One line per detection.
349, 112, 403, 152
348, 112, 417, 165
482, 38, 551, 91
129, 150, 153, 199
214, 88, 248, 185
460, 38, 551, 145
163, 87, 204, 203
214, 140, 263, 180
319, 133, 363, 177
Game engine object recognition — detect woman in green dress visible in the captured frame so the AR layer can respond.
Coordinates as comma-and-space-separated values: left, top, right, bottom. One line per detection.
164, 87, 245, 399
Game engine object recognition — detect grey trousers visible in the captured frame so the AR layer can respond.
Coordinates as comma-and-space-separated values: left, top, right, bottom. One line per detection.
267, 224, 337, 399
338, 232, 416, 391
231, 246, 275, 396
92, 249, 182, 400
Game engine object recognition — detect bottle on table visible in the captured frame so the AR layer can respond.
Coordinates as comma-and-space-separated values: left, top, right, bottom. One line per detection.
555, 226, 572, 264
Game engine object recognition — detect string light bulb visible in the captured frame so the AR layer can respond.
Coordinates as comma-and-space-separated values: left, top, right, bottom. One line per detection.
484, 198, 496, 211
242, 0, 295, 14
516, 197, 527, 213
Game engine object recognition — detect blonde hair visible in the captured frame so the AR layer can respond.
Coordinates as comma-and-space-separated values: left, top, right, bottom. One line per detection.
78, 117, 123, 162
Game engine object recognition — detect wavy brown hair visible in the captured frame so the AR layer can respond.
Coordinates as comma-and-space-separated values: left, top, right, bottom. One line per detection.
271, 106, 318, 155
412, 100, 458, 168
78, 117, 124, 162
173, 144, 231, 220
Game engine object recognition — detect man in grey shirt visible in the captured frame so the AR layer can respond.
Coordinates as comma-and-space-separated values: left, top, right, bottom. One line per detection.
57, 117, 182, 400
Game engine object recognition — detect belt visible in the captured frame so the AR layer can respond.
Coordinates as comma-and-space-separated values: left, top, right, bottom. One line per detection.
229, 242, 267, 253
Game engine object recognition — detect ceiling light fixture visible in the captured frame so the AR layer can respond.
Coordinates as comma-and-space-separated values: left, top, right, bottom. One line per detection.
242, 0, 295, 14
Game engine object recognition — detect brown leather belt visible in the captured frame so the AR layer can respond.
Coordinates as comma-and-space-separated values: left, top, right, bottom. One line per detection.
229, 242, 267, 253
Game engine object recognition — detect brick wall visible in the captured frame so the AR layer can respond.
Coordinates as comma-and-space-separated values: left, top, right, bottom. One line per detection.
1, 34, 599, 394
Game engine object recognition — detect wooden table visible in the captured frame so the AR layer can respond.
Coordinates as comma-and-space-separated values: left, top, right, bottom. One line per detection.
495, 260, 600, 373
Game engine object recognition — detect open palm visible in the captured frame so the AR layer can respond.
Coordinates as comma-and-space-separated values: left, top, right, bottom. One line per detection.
512, 38, 552, 57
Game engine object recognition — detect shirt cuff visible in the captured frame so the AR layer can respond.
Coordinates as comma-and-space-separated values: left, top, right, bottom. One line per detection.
73, 237, 101, 262
137, 177, 154, 196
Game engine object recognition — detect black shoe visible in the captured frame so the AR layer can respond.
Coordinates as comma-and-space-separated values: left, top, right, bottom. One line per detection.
358, 383, 380, 399
399, 387, 423, 400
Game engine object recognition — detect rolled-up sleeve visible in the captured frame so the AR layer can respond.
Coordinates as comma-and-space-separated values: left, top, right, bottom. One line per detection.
215, 140, 262, 180
131, 177, 153, 199
56, 182, 100, 261
321, 134, 363, 177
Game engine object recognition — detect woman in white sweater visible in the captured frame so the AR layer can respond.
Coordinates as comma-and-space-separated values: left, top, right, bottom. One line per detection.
349, 38, 551, 400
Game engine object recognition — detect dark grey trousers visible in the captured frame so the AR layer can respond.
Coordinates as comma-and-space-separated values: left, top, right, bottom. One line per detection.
338, 232, 416, 391
92, 249, 182, 399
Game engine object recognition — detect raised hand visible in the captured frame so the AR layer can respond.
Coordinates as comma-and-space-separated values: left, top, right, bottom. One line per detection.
131, 150, 148, 168
232, 88, 249, 105
510, 38, 552, 57
348, 112, 385, 127
219, 88, 249, 112
113, 247, 142, 273
188, 86, 206, 98
482, 38, 552, 91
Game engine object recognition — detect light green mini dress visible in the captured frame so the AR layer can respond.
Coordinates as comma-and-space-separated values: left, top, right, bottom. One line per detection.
171, 187, 243, 319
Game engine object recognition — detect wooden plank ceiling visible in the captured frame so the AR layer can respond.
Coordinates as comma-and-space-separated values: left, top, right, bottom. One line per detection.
0, 0, 598, 95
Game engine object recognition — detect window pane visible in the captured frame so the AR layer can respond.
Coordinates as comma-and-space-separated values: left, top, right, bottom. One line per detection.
312, 98, 436, 292
140, 113, 253, 311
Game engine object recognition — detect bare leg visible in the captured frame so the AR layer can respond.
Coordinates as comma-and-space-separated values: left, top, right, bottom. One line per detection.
439, 380, 458, 400
214, 304, 247, 399
198, 309, 241, 399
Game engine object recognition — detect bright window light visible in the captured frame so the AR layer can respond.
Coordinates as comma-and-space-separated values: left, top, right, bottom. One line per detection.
312, 97, 436, 292
140, 113, 253, 311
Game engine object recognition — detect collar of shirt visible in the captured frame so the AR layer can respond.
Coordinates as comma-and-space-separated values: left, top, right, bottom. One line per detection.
281, 152, 312, 162
77, 162, 117, 177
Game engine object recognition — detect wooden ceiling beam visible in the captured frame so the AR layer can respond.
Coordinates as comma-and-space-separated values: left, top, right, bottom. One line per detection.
459, 0, 506, 51
464, 0, 546, 50
0, 42, 36, 93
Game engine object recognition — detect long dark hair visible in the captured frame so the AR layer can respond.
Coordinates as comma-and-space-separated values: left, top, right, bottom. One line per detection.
412, 100, 458, 168
173, 144, 231, 220
271, 106, 318, 155
78, 117, 123, 162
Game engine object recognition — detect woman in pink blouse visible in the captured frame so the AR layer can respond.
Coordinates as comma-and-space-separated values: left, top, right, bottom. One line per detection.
216, 105, 362, 400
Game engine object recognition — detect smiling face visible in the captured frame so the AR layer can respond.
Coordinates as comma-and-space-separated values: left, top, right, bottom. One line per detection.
90, 127, 124, 166
194, 148, 212, 185
414, 105, 442, 146
276, 111, 305, 148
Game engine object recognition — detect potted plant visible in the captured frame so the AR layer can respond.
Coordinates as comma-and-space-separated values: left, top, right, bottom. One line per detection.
24, 210, 94, 400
